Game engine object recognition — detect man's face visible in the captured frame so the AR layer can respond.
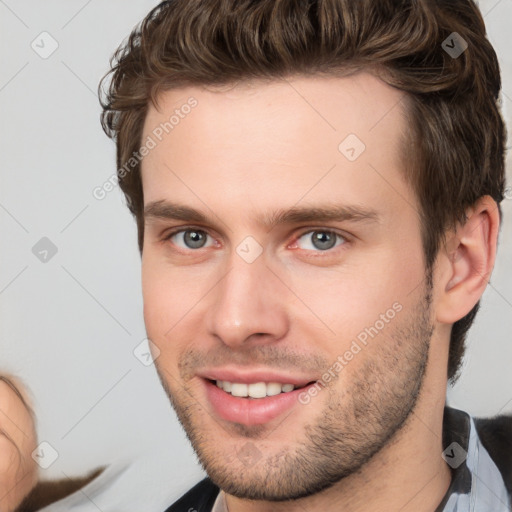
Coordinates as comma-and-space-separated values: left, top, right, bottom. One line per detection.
140, 73, 435, 500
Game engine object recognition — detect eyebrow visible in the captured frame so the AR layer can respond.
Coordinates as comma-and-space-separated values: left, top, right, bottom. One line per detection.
144, 200, 380, 230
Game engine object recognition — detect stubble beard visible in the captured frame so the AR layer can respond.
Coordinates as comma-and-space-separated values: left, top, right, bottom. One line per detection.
153, 282, 434, 501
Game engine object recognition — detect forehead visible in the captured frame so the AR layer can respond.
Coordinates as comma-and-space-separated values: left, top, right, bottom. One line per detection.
140, 72, 413, 223
143, 71, 407, 142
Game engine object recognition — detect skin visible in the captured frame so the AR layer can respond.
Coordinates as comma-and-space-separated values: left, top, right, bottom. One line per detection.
0, 375, 39, 511
0, 376, 104, 512
140, 72, 499, 512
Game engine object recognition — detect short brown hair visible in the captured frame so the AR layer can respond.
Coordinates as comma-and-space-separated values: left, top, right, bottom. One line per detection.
100, 0, 507, 383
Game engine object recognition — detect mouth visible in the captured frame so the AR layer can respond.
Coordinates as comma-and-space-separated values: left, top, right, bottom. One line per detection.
202, 377, 318, 426
206, 378, 316, 399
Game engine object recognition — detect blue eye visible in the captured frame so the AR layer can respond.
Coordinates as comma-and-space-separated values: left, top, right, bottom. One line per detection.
163, 227, 347, 254
166, 229, 214, 250
295, 230, 346, 251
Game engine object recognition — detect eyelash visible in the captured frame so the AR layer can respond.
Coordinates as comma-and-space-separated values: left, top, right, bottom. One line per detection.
161, 226, 349, 255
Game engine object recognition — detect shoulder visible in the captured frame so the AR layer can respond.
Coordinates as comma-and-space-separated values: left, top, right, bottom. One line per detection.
475, 413, 512, 495
163, 477, 220, 512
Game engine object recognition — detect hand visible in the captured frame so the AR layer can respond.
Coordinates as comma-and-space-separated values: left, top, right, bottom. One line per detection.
0, 375, 39, 512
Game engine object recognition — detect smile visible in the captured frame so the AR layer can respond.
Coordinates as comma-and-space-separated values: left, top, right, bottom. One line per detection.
203, 378, 318, 426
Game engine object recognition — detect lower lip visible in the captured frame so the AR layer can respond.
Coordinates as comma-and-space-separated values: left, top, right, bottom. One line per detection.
203, 379, 316, 426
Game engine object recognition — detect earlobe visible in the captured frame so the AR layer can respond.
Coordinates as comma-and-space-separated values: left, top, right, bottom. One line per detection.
436, 196, 500, 324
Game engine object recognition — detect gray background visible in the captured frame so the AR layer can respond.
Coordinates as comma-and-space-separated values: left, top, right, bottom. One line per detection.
0, 0, 511, 496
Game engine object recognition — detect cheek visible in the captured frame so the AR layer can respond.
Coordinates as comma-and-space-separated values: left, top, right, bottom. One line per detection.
141, 258, 207, 349
141, 259, 173, 337
286, 247, 423, 342
142, 276, 182, 371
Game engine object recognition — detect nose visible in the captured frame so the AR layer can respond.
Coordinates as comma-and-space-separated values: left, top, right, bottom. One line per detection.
205, 251, 289, 349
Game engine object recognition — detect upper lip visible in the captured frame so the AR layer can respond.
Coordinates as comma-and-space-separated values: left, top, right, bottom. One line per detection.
197, 368, 317, 387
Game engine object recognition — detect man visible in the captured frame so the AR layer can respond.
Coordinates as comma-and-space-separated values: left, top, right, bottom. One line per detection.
98, 0, 511, 510
2, 0, 510, 511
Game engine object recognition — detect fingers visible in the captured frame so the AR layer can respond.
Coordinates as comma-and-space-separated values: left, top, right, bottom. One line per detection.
0, 374, 39, 512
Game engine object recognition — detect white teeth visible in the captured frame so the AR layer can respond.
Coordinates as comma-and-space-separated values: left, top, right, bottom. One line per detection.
231, 383, 248, 397
266, 382, 282, 396
248, 382, 267, 398
215, 380, 300, 398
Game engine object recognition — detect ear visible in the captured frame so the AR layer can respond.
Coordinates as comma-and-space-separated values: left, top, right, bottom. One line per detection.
435, 195, 500, 324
